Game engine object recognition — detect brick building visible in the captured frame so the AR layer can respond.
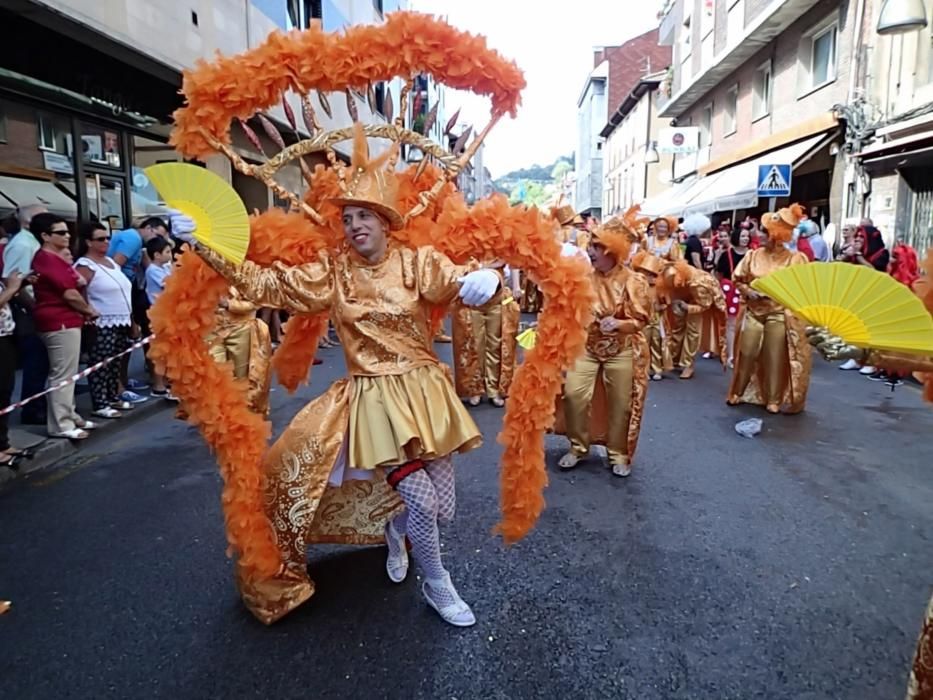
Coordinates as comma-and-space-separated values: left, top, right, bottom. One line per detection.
575, 28, 672, 219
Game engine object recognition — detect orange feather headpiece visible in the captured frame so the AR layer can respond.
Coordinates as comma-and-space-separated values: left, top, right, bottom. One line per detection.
761, 203, 805, 245
651, 216, 679, 238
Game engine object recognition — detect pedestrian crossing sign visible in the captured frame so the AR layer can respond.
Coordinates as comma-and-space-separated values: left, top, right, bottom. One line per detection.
757, 164, 792, 197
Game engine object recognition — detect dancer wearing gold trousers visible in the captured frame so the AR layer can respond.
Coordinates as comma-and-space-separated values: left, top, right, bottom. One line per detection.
807, 249, 933, 699
657, 255, 727, 379
452, 264, 520, 407
632, 252, 672, 380
727, 204, 811, 414
206, 288, 272, 415
554, 211, 650, 477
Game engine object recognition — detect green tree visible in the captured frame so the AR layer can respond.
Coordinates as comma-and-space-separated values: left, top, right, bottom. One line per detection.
550, 160, 572, 180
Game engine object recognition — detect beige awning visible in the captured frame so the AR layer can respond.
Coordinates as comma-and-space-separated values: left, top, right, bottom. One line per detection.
0, 175, 78, 219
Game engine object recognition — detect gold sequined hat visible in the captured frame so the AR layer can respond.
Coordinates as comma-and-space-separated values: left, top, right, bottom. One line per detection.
328, 124, 404, 230
551, 203, 577, 226
633, 252, 664, 276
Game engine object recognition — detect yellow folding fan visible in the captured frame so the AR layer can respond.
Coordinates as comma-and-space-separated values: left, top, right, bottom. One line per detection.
751, 262, 933, 354
144, 163, 250, 264
517, 327, 538, 350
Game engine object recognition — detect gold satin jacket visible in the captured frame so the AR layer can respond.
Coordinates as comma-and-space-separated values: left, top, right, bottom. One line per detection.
586, 266, 651, 361
202, 244, 474, 377
733, 247, 808, 317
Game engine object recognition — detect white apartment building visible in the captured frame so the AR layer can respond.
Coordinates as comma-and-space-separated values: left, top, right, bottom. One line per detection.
0, 0, 415, 226
600, 72, 673, 217
574, 60, 607, 219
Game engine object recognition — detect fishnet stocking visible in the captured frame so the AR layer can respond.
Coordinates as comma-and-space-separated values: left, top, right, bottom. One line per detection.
425, 456, 456, 523
395, 467, 460, 610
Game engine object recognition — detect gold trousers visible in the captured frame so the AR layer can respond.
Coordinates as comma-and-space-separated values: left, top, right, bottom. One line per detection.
732, 312, 788, 405
208, 322, 251, 379
670, 312, 701, 369
471, 303, 503, 398
563, 349, 634, 465
645, 314, 665, 375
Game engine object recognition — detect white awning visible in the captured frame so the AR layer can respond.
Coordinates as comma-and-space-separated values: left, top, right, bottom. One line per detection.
677, 132, 833, 216
0, 175, 77, 219
638, 176, 698, 218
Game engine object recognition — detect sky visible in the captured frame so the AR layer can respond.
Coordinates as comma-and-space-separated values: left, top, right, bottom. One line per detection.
410, 0, 662, 178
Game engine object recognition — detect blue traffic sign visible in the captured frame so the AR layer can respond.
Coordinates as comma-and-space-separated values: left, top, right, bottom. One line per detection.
757, 164, 792, 197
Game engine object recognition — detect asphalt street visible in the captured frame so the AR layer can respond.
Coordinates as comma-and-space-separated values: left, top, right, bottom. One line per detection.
1, 341, 931, 700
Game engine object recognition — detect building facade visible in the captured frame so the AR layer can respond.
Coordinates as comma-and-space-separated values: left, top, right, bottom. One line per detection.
854, 0, 933, 251
601, 73, 674, 217
0, 0, 412, 228
646, 0, 860, 231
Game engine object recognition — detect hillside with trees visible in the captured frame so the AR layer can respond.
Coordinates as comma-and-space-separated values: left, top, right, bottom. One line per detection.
494, 155, 574, 207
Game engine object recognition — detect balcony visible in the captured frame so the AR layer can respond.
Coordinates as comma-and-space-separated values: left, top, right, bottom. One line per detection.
658, 0, 821, 118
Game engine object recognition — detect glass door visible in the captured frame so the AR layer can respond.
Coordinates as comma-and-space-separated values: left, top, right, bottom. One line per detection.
85, 174, 126, 231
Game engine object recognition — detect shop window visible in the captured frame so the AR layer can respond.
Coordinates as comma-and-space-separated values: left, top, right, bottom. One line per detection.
799, 14, 838, 94
80, 123, 121, 168
753, 61, 772, 120
38, 113, 70, 153
724, 85, 738, 136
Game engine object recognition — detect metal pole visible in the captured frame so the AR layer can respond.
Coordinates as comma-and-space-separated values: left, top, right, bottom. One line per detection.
768, 196, 776, 212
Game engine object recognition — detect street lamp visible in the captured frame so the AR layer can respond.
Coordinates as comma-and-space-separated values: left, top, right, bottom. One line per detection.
876, 0, 928, 34
644, 141, 660, 164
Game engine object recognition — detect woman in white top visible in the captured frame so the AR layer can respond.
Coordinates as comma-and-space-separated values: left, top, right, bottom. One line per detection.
75, 222, 135, 419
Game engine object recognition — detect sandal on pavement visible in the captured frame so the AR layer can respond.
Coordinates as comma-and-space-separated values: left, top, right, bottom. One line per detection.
558, 452, 582, 470
467, 396, 481, 407
92, 407, 123, 419
491, 396, 505, 408
53, 429, 89, 440
1, 453, 21, 469
75, 420, 98, 431
423, 572, 476, 627
612, 462, 632, 478
384, 520, 409, 584
3, 447, 35, 459
111, 400, 134, 411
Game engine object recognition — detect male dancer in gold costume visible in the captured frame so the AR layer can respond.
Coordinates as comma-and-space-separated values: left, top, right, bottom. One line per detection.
554, 213, 650, 477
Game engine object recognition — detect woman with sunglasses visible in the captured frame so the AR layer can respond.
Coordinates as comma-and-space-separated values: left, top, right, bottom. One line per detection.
30, 214, 99, 439
75, 222, 135, 419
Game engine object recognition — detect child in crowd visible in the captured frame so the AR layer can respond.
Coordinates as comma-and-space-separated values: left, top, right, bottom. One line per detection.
144, 236, 177, 400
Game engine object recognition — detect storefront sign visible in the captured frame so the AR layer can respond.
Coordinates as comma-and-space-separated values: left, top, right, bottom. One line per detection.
43, 151, 74, 175
659, 127, 700, 154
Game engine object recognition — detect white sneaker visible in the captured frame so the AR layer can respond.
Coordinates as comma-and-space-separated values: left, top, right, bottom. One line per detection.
651, 373, 662, 381
612, 463, 632, 477
423, 572, 476, 627
839, 359, 860, 370
859, 365, 877, 375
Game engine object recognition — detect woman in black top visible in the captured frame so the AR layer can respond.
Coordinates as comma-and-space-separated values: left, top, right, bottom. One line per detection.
717, 226, 750, 366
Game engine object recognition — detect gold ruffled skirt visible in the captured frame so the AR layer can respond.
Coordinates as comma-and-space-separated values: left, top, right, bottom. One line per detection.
348, 363, 483, 469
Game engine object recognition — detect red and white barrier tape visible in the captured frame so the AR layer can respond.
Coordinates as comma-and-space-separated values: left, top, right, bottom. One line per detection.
0, 334, 154, 417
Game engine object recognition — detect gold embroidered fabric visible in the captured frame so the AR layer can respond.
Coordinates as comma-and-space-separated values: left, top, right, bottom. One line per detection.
552, 266, 651, 466
585, 266, 651, 362
201, 243, 474, 377
907, 593, 933, 700
729, 248, 811, 413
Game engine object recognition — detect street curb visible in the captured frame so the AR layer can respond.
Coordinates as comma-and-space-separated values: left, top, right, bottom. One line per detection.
0, 398, 173, 486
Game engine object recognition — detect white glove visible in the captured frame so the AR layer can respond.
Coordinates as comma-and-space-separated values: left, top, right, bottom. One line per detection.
560, 241, 590, 264
458, 269, 500, 307
168, 209, 198, 245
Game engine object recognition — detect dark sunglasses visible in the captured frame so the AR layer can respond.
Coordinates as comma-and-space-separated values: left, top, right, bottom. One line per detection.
48, 229, 69, 236
91, 236, 111, 242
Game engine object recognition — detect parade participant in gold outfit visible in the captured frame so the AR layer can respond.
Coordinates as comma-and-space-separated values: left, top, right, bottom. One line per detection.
727, 203, 811, 413
645, 215, 684, 262
657, 258, 727, 379
207, 288, 272, 415
632, 252, 672, 380
554, 212, 651, 477
180, 129, 503, 627
452, 262, 520, 407
150, 12, 596, 631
